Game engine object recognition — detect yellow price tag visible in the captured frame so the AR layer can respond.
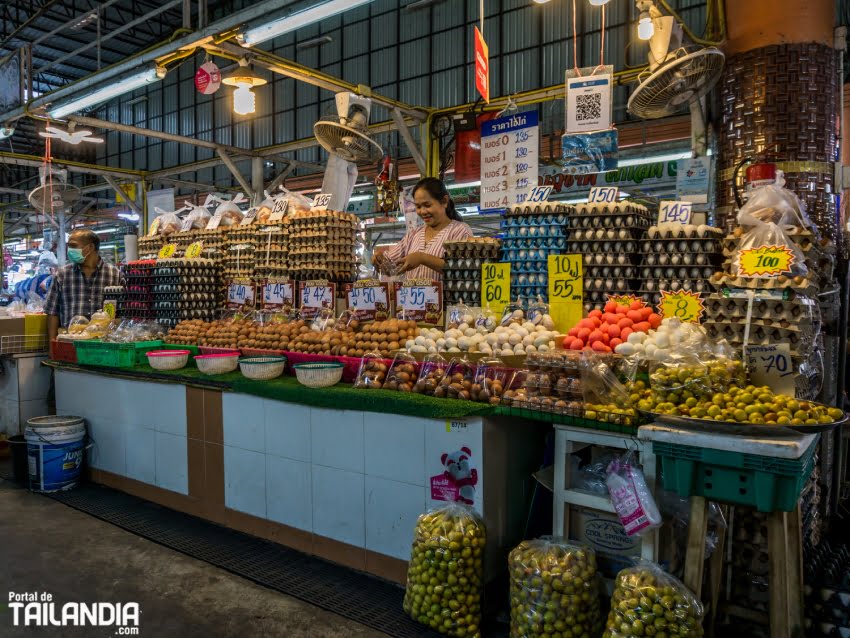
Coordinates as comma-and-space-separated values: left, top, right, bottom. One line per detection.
548, 254, 583, 333
184, 241, 204, 259
481, 263, 510, 316
606, 294, 643, 309
737, 245, 795, 277
147, 217, 160, 237
657, 290, 705, 323
158, 243, 177, 259
103, 301, 116, 319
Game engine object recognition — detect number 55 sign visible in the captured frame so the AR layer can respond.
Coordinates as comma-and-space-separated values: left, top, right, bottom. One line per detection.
547, 254, 583, 332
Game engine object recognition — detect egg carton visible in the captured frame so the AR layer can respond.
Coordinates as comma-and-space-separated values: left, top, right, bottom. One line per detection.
704, 323, 813, 351
639, 239, 721, 254
505, 261, 547, 275
512, 284, 549, 299
500, 237, 568, 250
708, 274, 819, 296
571, 227, 645, 241
444, 257, 494, 270
581, 253, 640, 266
567, 214, 650, 231
637, 279, 710, 294
503, 249, 555, 262
502, 225, 568, 239
444, 270, 483, 280
638, 266, 716, 280
703, 315, 815, 332
445, 281, 482, 294
647, 225, 723, 240
584, 279, 632, 293
585, 265, 638, 279
641, 252, 720, 267
566, 240, 640, 254
572, 201, 650, 216
704, 294, 818, 319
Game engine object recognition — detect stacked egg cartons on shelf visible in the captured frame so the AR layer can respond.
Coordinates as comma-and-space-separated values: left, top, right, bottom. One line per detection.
635, 223, 724, 307
442, 237, 502, 305
221, 225, 256, 282
565, 201, 650, 312
501, 203, 571, 303
253, 219, 290, 282
137, 235, 163, 260
192, 227, 229, 307
287, 210, 359, 285
119, 260, 156, 320
152, 259, 220, 329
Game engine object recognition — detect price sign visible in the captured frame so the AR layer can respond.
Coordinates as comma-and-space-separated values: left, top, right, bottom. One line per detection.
158, 243, 177, 259
262, 279, 295, 309
394, 279, 443, 323
607, 294, 645, 309
184, 241, 204, 259
658, 200, 694, 225
657, 290, 705, 323
547, 254, 583, 332
746, 343, 796, 396
103, 301, 116, 319
480, 111, 540, 208
227, 280, 255, 309
299, 280, 336, 319
481, 263, 510, 316
737, 245, 796, 278
269, 198, 289, 222
180, 215, 195, 232
147, 217, 161, 237
240, 207, 259, 226
206, 211, 223, 230
587, 186, 619, 204
312, 193, 332, 211
345, 280, 391, 321
525, 185, 553, 204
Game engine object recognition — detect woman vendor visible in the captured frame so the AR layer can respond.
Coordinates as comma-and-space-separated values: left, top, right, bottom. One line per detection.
374, 177, 473, 280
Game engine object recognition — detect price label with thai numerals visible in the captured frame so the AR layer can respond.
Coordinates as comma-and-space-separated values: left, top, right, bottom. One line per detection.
262, 279, 295, 309
240, 207, 259, 226
547, 254, 583, 333
525, 185, 553, 204
394, 280, 442, 323
345, 280, 390, 321
657, 290, 704, 323
269, 198, 289, 222
312, 193, 332, 211
658, 200, 694, 224
206, 211, 223, 230
737, 245, 796, 278
481, 263, 510, 316
746, 343, 796, 395
227, 280, 255, 308
184, 241, 204, 259
299, 280, 335, 319
158, 244, 177, 259
587, 186, 619, 204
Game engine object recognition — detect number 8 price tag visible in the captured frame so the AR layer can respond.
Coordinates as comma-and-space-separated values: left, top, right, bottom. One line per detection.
657, 290, 705, 323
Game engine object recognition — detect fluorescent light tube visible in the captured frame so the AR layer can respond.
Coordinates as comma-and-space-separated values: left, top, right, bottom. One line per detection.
241, 0, 375, 47
617, 151, 692, 167
48, 67, 166, 119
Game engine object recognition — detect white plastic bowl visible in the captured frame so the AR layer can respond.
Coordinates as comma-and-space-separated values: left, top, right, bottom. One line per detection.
239, 357, 287, 381
146, 350, 189, 371
195, 353, 239, 375
292, 362, 344, 388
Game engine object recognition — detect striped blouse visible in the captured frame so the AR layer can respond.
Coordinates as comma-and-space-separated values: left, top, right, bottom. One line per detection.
384, 220, 473, 281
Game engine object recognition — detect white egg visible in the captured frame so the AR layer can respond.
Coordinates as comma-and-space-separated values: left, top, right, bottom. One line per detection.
615, 342, 636, 356
414, 336, 426, 346
538, 344, 550, 352
522, 322, 536, 332
515, 327, 529, 338
412, 345, 427, 353
512, 309, 524, 320
436, 338, 447, 348
508, 333, 522, 346
471, 333, 484, 344
494, 325, 507, 334
500, 348, 515, 356
458, 337, 472, 350
458, 323, 470, 332
485, 334, 499, 346
534, 335, 550, 347
542, 315, 555, 330
497, 333, 510, 345
445, 337, 458, 349
447, 347, 462, 353
627, 332, 645, 345
535, 324, 548, 333
424, 339, 437, 349
653, 332, 670, 349
522, 334, 535, 347
513, 344, 526, 354
645, 343, 658, 358
462, 314, 475, 325
427, 346, 438, 354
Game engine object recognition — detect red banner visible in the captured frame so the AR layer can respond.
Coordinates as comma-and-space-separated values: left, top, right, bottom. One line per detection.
474, 26, 489, 104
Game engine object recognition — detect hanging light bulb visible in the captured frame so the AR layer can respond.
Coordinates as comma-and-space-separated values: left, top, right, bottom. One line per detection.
589, 0, 611, 5
222, 58, 267, 115
532, 0, 552, 4
638, 11, 655, 40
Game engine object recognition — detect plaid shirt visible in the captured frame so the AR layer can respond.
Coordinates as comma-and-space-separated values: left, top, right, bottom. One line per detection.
44, 259, 124, 327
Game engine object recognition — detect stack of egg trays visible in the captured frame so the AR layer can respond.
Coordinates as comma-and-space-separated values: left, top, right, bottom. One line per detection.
502, 203, 572, 302
635, 227, 723, 306
443, 241, 501, 305
253, 222, 290, 281
137, 235, 163, 260
565, 201, 650, 307
119, 260, 156, 321
151, 259, 220, 329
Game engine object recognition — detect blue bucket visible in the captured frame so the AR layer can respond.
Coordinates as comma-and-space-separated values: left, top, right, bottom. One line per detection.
25, 416, 87, 492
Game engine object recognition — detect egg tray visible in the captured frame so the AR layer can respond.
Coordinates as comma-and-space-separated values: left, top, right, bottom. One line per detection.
702, 314, 815, 333
635, 280, 710, 294
443, 271, 484, 282
583, 279, 633, 293
641, 252, 722, 267
581, 253, 641, 266
704, 321, 813, 346
151, 276, 217, 286
719, 257, 829, 289
512, 274, 549, 287
444, 280, 482, 294
504, 261, 548, 275
291, 270, 357, 283
572, 202, 650, 216
512, 284, 549, 299
501, 227, 568, 241
647, 227, 724, 240
704, 295, 818, 319
709, 274, 819, 297
638, 266, 716, 280
500, 237, 568, 251
567, 216, 650, 233
570, 227, 647, 241
639, 239, 721, 254
566, 240, 641, 254
501, 214, 570, 228
585, 265, 639, 279
444, 256, 500, 270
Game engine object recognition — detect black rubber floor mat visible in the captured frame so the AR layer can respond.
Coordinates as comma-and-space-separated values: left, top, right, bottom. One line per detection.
46, 482, 444, 638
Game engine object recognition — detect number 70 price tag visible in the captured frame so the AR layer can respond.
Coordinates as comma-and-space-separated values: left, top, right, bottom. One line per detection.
746, 343, 796, 395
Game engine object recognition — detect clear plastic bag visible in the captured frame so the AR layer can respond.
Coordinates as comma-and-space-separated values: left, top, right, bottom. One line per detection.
412, 353, 449, 395
446, 302, 474, 330
500, 298, 526, 327
383, 351, 420, 392
277, 186, 313, 215
580, 353, 637, 425
353, 352, 389, 389
67, 315, 90, 334
183, 202, 212, 229
606, 450, 662, 537
473, 305, 497, 333
526, 296, 554, 329
509, 539, 602, 638
403, 503, 486, 638
211, 193, 247, 226
603, 561, 705, 638
435, 357, 476, 400
471, 356, 507, 404
310, 307, 336, 332
153, 209, 183, 236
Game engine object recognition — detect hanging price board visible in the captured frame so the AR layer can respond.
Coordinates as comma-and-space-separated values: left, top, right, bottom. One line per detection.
587, 186, 619, 204
606, 294, 645, 309
206, 211, 223, 230
547, 254, 583, 333
658, 200, 694, 224
147, 217, 161, 237
481, 263, 510, 317
393, 280, 443, 323
262, 278, 295, 309
737, 245, 796, 278
158, 243, 177, 259
344, 279, 391, 321
746, 343, 796, 395
240, 207, 259, 226
480, 111, 539, 208
312, 193, 332, 211
657, 290, 705, 323
525, 185, 553, 204
299, 280, 335, 319
269, 198, 289, 222
227, 279, 256, 309
184, 241, 204, 259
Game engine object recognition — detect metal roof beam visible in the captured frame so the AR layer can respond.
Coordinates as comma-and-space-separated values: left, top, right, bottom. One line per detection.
0, 151, 144, 178
103, 175, 141, 216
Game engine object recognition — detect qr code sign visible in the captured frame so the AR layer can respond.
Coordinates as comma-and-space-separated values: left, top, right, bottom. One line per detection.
576, 93, 602, 122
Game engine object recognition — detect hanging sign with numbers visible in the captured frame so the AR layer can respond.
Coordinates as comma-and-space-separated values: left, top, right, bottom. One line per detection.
566, 68, 613, 134
240, 207, 259, 226
587, 186, 619, 205
481, 263, 510, 317
269, 198, 289, 222
657, 290, 704, 323
746, 343, 796, 395
737, 245, 796, 278
343, 279, 390, 322
158, 243, 177, 259
480, 111, 539, 209
227, 279, 255, 309
262, 278, 295, 309
299, 280, 335, 319
547, 254, 583, 333
393, 280, 443, 323
312, 193, 332, 211
658, 200, 694, 225
525, 185, 553, 205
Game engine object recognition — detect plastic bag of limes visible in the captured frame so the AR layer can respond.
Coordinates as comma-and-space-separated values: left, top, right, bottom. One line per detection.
403, 503, 486, 638
508, 538, 602, 638
603, 562, 704, 638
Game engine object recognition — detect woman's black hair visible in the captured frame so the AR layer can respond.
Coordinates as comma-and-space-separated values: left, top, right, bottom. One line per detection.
412, 177, 462, 222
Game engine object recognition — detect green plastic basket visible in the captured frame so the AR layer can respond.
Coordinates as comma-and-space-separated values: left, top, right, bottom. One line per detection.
653, 439, 818, 513
75, 340, 163, 368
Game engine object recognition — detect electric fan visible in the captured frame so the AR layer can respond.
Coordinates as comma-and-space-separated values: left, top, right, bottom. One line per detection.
28, 167, 81, 213
314, 92, 383, 163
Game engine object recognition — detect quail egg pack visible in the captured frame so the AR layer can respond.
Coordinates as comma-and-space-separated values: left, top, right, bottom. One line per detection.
501, 203, 572, 302
287, 210, 359, 284
634, 222, 724, 306
151, 259, 221, 328
253, 221, 290, 281
565, 201, 650, 310
118, 260, 156, 320
442, 237, 502, 305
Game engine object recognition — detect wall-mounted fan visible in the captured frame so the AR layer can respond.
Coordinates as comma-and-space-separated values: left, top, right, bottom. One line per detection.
314, 92, 383, 163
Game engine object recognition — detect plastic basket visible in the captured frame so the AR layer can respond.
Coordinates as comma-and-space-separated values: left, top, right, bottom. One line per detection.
146, 350, 190, 371
292, 362, 344, 388
74, 340, 163, 368
195, 353, 239, 375
239, 356, 287, 380
653, 440, 818, 512
50, 339, 77, 364
162, 344, 199, 366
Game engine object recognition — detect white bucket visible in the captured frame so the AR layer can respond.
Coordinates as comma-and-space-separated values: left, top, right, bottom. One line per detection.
25, 416, 87, 492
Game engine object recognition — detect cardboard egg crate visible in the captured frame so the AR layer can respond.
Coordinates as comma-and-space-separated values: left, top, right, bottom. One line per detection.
703, 322, 814, 354
152, 259, 221, 327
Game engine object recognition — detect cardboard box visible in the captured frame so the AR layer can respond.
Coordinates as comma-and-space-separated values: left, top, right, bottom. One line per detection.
570, 506, 640, 577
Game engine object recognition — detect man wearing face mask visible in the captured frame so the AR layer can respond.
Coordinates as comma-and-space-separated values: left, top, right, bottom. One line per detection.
45, 229, 124, 343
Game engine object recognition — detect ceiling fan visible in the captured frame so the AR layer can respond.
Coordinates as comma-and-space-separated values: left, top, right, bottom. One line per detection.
39, 123, 104, 145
